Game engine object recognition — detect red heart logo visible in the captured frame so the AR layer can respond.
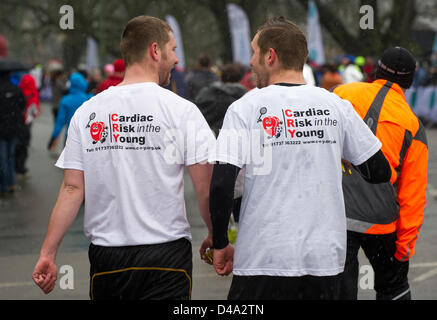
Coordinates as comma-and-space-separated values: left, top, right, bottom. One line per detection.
90, 122, 105, 142
262, 116, 280, 136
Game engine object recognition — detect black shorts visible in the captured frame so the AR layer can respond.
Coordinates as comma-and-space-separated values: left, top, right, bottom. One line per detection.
88, 238, 192, 300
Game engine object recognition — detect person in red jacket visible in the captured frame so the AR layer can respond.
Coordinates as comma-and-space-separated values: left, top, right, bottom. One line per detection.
16, 74, 40, 176
96, 59, 125, 94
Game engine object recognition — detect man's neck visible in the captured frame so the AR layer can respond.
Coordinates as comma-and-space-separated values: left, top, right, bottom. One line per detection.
118, 63, 158, 86
268, 69, 306, 86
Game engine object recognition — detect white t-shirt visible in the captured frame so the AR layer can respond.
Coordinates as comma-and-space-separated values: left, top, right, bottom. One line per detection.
209, 84, 382, 277
56, 82, 215, 247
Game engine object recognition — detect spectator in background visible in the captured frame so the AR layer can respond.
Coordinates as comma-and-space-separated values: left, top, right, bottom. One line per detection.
412, 60, 428, 88
165, 66, 188, 99
16, 74, 41, 177
103, 63, 114, 78
9, 71, 26, 87
195, 63, 247, 137
320, 64, 342, 91
50, 69, 68, 123
0, 71, 26, 197
48, 72, 90, 151
421, 59, 437, 86
96, 59, 125, 94
240, 68, 256, 91
87, 68, 102, 96
341, 56, 364, 84
40, 70, 53, 102
29, 64, 43, 91
196, 63, 248, 226
186, 54, 218, 101
338, 55, 351, 75
363, 56, 376, 83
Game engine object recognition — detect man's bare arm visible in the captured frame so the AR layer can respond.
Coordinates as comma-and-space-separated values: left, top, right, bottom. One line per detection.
32, 169, 84, 294
187, 162, 214, 262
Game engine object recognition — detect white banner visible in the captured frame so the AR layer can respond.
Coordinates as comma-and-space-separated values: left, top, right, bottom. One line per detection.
86, 37, 99, 70
307, 0, 325, 65
226, 3, 251, 66
165, 15, 185, 70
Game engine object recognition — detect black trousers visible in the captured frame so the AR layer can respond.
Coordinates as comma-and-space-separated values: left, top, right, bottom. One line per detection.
339, 231, 410, 300
89, 238, 192, 300
15, 124, 31, 174
228, 274, 342, 300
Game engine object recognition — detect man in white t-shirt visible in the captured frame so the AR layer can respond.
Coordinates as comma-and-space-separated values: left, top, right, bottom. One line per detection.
208, 17, 392, 300
32, 16, 215, 300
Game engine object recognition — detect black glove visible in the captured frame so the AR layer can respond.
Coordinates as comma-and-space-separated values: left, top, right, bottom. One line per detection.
390, 257, 409, 284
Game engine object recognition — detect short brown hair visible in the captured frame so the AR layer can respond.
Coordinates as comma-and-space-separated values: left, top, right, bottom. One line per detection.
220, 63, 243, 83
120, 16, 172, 66
257, 17, 308, 71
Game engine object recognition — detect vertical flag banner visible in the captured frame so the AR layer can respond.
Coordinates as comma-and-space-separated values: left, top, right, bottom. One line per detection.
165, 15, 185, 70
86, 37, 99, 70
307, 0, 325, 65
226, 3, 251, 66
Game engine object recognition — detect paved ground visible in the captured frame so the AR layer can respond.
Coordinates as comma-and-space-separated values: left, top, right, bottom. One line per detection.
0, 102, 436, 300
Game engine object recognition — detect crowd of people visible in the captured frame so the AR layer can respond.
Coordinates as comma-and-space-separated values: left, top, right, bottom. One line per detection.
0, 16, 430, 301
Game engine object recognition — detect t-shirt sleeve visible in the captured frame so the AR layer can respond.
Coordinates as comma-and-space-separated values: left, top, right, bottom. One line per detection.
208, 103, 250, 168
183, 103, 216, 166
340, 99, 382, 165
55, 114, 84, 171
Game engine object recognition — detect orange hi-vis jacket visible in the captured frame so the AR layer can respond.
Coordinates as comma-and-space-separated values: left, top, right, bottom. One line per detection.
334, 79, 428, 261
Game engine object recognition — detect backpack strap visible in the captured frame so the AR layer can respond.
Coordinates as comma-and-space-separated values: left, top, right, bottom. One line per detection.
363, 81, 393, 134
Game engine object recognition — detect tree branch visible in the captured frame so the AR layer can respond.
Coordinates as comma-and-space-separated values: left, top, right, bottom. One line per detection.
296, 0, 365, 54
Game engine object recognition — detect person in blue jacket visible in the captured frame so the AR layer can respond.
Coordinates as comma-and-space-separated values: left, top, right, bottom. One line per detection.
48, 72, 91, 150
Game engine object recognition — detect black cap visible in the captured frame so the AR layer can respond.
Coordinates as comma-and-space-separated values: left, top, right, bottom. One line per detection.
375, 47, 416, 89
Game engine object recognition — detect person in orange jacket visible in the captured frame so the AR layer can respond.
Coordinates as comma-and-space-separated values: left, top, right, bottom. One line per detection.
333, 47, 428, 300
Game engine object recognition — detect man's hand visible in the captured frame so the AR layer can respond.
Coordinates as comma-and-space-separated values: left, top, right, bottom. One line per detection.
32, 256, 58, 294
199, 235, 213, 265
213, 244, 234, 276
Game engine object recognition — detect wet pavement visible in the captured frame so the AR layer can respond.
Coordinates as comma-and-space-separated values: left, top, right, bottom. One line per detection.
0, 102, 436, 300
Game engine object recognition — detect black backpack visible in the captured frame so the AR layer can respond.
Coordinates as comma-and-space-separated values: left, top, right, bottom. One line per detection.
0, 80, 25, 139
341, 81, 401, 231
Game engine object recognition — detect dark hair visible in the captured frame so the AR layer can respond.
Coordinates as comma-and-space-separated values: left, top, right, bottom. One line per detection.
323, 64, 338, 73
198, 55, 212, 68
120, 16, 172, 67
220, 64, 243, 83
257, 17, 308, 71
